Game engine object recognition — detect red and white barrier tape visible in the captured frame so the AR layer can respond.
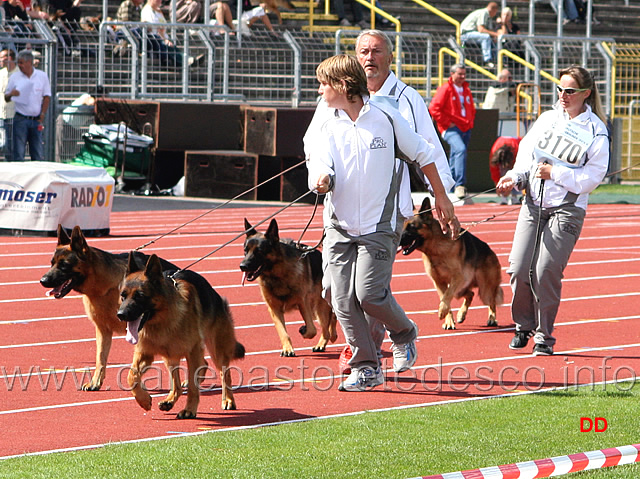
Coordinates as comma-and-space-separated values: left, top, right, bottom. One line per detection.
416, 444, 640, 479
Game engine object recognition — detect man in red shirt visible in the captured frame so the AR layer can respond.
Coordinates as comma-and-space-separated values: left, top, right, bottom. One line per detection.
428, 63, 476, 199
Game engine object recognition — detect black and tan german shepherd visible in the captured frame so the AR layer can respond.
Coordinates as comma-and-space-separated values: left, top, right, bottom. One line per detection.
117, 253, 245, 418
240, 218, 337, 357
39, 225, 178, 391
399, 197, 504, 330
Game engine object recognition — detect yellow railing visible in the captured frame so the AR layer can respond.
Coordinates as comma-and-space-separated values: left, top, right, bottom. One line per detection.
497, 49, 559, 85
306, 0, 400, 33
410, 0, 460, 43
354, 0, 401, 32
436, 47, 553, 124
437, 47, 496, 85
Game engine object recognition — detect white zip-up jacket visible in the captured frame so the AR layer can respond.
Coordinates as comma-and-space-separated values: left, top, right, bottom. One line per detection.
505, 103, 609, 210
374, 72, 453, 194
306, 97, 435, 237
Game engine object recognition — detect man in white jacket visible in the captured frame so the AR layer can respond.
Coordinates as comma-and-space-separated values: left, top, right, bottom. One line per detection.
307, 54, 456, 391
304, 30, 455, 373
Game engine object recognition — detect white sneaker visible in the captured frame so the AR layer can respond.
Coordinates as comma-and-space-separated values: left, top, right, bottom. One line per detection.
338, 366, 383, 391
391, 320, 418, 372
454, 185, 467, 199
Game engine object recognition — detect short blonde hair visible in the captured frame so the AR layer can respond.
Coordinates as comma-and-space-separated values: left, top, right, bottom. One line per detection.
316, 54, 368, 103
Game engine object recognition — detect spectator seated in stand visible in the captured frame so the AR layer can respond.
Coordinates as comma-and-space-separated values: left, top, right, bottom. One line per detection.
207, 1, 234, 33
141, 0, 183, 67
460, 1, 500, 69
1, 0, 34, 35
113, 0, 143, 56
483, 68, 517, 113
232, 0, 289, 36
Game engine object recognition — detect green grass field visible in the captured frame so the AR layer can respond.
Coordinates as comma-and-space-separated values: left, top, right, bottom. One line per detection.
2, 383, 639, 478
591, 183, 640, 197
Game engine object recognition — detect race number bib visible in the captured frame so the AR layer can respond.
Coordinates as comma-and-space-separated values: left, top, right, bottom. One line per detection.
534, 121, 595, 167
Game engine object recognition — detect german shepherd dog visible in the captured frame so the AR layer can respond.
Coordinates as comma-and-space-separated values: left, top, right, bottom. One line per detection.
117, 253, 245, 418
399, 197, 504, 330
240, 218, 337, 357
39, 225, 178, 391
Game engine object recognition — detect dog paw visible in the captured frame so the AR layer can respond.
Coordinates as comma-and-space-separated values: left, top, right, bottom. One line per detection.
456, 316, 467, 324
487, 319, 498, 327
158, 400, 175, 411
311, 345, 326, 352
298, 325, 307, 336
135, 395, 152, 411
442, 322, 456, 330
280, 349, 296, 357
222, 399, 236, 410
177, 409, 197, 419
81, 382, 101, 391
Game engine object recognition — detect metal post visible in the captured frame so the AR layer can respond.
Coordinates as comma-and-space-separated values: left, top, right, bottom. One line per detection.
284, 32, 301, 108
528, 0, 535, 37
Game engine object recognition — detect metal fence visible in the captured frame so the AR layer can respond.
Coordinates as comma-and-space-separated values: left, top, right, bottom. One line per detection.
496, 34, 615, 116
2, 18, 639, 179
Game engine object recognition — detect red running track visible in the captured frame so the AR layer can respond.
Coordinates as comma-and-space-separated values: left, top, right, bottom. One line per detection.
1, 201, 639, 459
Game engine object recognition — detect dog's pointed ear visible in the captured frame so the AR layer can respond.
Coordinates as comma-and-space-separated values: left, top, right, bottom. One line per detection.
70, 226, 90, 258
244, 218, 257, 238
126, 251, 142, 275
265, 218, 279, 241
144, 254, 163, 279
57, 224, 71, 246
419, 197, 433, 218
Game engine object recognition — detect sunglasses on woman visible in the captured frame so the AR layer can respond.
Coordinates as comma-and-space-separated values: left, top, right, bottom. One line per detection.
556, 85, 588, 95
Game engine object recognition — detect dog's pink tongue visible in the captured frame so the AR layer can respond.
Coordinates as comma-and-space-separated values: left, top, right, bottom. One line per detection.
45, 285, 62, 298
126, 318, 141, 345
241, 271, 247, 286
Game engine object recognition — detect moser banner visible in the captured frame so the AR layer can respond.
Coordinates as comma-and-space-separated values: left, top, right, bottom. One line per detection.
0, 161, 115, 234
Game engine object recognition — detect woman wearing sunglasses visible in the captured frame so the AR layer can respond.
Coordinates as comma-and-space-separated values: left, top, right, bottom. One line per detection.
496, 65, 609, 356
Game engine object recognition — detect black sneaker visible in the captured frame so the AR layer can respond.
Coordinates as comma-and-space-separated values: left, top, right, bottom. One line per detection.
509, 330, 534, 350
533, 343, 554, 356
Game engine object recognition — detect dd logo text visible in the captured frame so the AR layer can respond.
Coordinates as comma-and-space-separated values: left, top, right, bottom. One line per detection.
580, 417, 608, 432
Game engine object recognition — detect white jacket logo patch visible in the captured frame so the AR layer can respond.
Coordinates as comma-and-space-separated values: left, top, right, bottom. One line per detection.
370, 137, 387, 149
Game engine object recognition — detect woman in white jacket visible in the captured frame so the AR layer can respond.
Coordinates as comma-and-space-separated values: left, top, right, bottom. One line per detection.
497, 65, 609, 356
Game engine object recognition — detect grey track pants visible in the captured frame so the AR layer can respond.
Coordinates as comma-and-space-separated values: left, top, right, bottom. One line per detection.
507, 195, 585, 347
324, 226, 417, 369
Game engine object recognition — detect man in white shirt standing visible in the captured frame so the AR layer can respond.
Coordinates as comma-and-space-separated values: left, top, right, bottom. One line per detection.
4, 49, 51, 161
0, 49, 17, 161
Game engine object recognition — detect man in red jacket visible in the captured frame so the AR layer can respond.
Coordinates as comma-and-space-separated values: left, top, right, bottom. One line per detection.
428, 63, 476, 199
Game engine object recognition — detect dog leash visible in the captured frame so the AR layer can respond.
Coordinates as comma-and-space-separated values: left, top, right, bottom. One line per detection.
456, 205, 522, 239
134, 158, 308, 252
528, 175, 546, 303
169, 190, 314, 277
296, 192, 325, 258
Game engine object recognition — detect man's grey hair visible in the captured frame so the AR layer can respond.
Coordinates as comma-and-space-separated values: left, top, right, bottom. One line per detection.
356, 29, 394, 55
450, 63, 465, 76
17, 49, 34, 63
